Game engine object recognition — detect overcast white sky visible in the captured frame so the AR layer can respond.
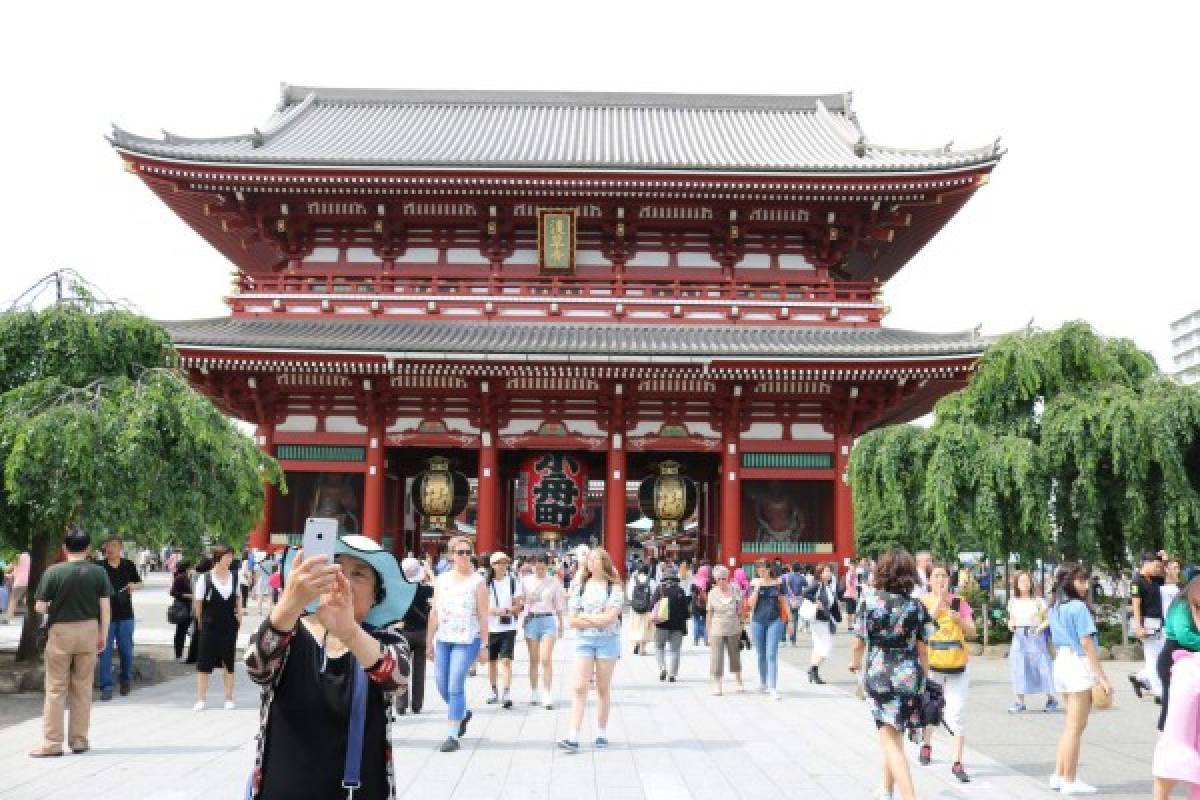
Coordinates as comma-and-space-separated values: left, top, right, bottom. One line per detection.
2, 2, 1196, 370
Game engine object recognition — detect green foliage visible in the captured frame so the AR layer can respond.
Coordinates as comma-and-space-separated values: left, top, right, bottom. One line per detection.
0, 300, 284, 660
850, 322, 1200, 569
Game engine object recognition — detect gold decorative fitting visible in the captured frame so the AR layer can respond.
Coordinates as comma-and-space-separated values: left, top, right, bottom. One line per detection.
123, 161, 137, 174
276, 219, 287, 232
829, 228, 839, 241
487, 221, 497, 235
373, 220, 384, 233
615, 223, 625, 239
729, 225, 739, 239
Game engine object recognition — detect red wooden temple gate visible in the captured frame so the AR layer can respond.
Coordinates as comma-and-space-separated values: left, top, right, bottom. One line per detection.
109, 86, 1002, 572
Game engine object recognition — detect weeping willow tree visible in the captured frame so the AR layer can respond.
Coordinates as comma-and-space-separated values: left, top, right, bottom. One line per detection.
0, 283, 285, 661
850, 322, 1200, 567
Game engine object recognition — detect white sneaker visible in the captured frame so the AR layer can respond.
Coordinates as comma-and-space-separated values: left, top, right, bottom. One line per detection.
873, 789, 895, 800
1049, 774, 1062, 790
542, 690, 554, 709
1060, 780, 1098, 795
192, 701, 206, 712
223, 700, 235, 710
770, 689, 781, 701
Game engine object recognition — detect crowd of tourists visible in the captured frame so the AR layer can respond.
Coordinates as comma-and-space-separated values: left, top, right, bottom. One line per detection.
16, 530, 1200, 799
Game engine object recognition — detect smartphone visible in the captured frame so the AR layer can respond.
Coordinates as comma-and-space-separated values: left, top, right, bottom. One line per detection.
301, 518, 339, 612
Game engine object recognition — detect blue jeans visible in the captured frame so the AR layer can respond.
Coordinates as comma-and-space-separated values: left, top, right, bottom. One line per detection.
692, 611, 708, 645
99, 618, 135, 690
751, 618, 784, 689
435, 638, 481, 722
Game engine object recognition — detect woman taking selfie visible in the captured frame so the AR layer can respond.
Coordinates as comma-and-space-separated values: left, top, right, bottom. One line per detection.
848, 549, 933, 800
246, 535, 413, 800
1048, 562, 1112, 795
426, 535, 489, 753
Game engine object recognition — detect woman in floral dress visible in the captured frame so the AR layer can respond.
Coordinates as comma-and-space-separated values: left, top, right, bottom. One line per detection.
849, 549, 934, 800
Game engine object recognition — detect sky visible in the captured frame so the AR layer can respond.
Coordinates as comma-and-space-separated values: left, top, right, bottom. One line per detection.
2, 1, 1197, 370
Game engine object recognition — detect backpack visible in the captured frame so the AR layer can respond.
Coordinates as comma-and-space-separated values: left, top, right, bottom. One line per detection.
631, 580, 654, 613
924, 595, 968, 674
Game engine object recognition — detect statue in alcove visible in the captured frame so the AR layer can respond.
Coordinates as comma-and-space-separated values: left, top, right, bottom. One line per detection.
309, 473, 361, 536
747, 481, 806, 543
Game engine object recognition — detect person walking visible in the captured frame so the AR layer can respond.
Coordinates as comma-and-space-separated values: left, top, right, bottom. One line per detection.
29, 528, 111, 758
918, 562, 976, 783
192, 544, 243, 711
651, 565, 690, 682
239, 554, 255, 609
848, 549, 934, 800
2, 550, 30, 625
803, 563, 843, 685
1152, 649, 1200, 800
1131, 551, 1167, 700
97, 535, 142, 701
484, 551, 523, 709
690, 565, 711, 647
1160, 558, 1183, 621
626, 564, 656, 656
427, 535, 489, 753
522, 554, 565, 709
1048, 563, 1113, 795
247, 534, 413, 800
396, 557, 432, 715
169, 560, 195, 661
783, 563, 807, 646
1156, 575, 1200, 731
748, 559, 785, 700
706, 566, 745, 695
558, 547, 624, 753
1006, 570, 1058, 713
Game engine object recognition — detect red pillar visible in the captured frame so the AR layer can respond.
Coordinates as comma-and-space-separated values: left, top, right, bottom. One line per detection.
833, 433, 855, 561
719, 388, 742, 569
476, 430, 499, 554
249, 423, 275, 551
604, 385, 627, 576
362, 419, 385, 542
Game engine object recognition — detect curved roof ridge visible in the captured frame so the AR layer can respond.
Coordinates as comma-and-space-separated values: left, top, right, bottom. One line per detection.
280, 84, 854, 113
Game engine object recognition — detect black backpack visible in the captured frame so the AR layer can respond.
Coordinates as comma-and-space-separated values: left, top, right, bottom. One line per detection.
631, 580, 654, 613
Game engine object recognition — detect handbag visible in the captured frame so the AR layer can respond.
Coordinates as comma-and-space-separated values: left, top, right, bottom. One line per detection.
652, 596, 671, 624
777, 595, 792, 625
1091, 683, 1114, 710
798, 598, 819, 622
167, 599, 192, 626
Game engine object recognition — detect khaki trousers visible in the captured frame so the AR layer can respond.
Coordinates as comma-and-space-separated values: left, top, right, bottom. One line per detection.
710, 633, 742, 678
42, 619, 99, 750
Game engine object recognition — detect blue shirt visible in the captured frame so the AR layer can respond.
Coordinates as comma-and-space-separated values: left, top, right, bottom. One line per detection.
1049, 599, 1097, 656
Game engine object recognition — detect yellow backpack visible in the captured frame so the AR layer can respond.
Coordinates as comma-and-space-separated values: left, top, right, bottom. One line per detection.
924, 594, 968, 674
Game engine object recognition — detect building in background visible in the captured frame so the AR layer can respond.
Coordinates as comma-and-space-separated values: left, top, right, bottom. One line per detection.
108, 85, 1003, 571
1171, 309, 1200, 385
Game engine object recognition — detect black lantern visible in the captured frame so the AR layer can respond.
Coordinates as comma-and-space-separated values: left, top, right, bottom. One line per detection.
411, 456, 470, 531
637, 460, 697, 536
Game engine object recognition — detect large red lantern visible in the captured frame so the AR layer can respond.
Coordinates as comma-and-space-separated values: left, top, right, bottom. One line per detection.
517, 453, 588, 544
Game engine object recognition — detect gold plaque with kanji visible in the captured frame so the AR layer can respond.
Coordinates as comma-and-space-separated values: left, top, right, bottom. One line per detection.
537, 208, 576, 272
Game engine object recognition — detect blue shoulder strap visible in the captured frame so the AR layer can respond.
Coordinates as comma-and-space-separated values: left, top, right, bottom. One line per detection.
342, 658, 368, 798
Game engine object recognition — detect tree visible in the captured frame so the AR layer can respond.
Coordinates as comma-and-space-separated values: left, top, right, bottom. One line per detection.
850, 322, 1200, 569
0, 287, 283, 661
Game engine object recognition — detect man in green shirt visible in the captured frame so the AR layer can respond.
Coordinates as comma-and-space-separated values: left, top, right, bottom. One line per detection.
29, 528, 112, 758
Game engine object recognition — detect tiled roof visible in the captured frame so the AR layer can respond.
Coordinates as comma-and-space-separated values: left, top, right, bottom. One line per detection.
163, 318, 986, 360
110, 85, 1002, 174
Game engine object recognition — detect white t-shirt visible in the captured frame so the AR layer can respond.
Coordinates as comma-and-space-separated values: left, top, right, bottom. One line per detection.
196, 571, 235, 601
487, 571, 525, 633
1161, 583, 1181, 613
1007, 596, 1046, 628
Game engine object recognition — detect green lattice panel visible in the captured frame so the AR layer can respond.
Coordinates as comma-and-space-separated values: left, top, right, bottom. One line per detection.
275, 444, 365, 462
740, 452, 833, 470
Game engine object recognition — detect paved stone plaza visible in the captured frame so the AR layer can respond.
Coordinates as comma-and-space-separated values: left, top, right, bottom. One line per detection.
0, 576, 1157, 799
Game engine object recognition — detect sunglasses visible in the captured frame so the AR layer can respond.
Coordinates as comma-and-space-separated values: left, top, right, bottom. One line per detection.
453, 549, 473, 556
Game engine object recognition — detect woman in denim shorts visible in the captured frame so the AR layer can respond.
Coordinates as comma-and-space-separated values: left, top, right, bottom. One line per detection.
522, 555, 566, 709
557, 548, 624, 753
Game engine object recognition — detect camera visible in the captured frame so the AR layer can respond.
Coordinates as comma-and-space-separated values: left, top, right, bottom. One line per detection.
499, 615, 513, 625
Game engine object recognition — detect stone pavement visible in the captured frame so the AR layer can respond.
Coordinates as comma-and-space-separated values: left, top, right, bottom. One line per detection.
1, 619, 1068, 800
